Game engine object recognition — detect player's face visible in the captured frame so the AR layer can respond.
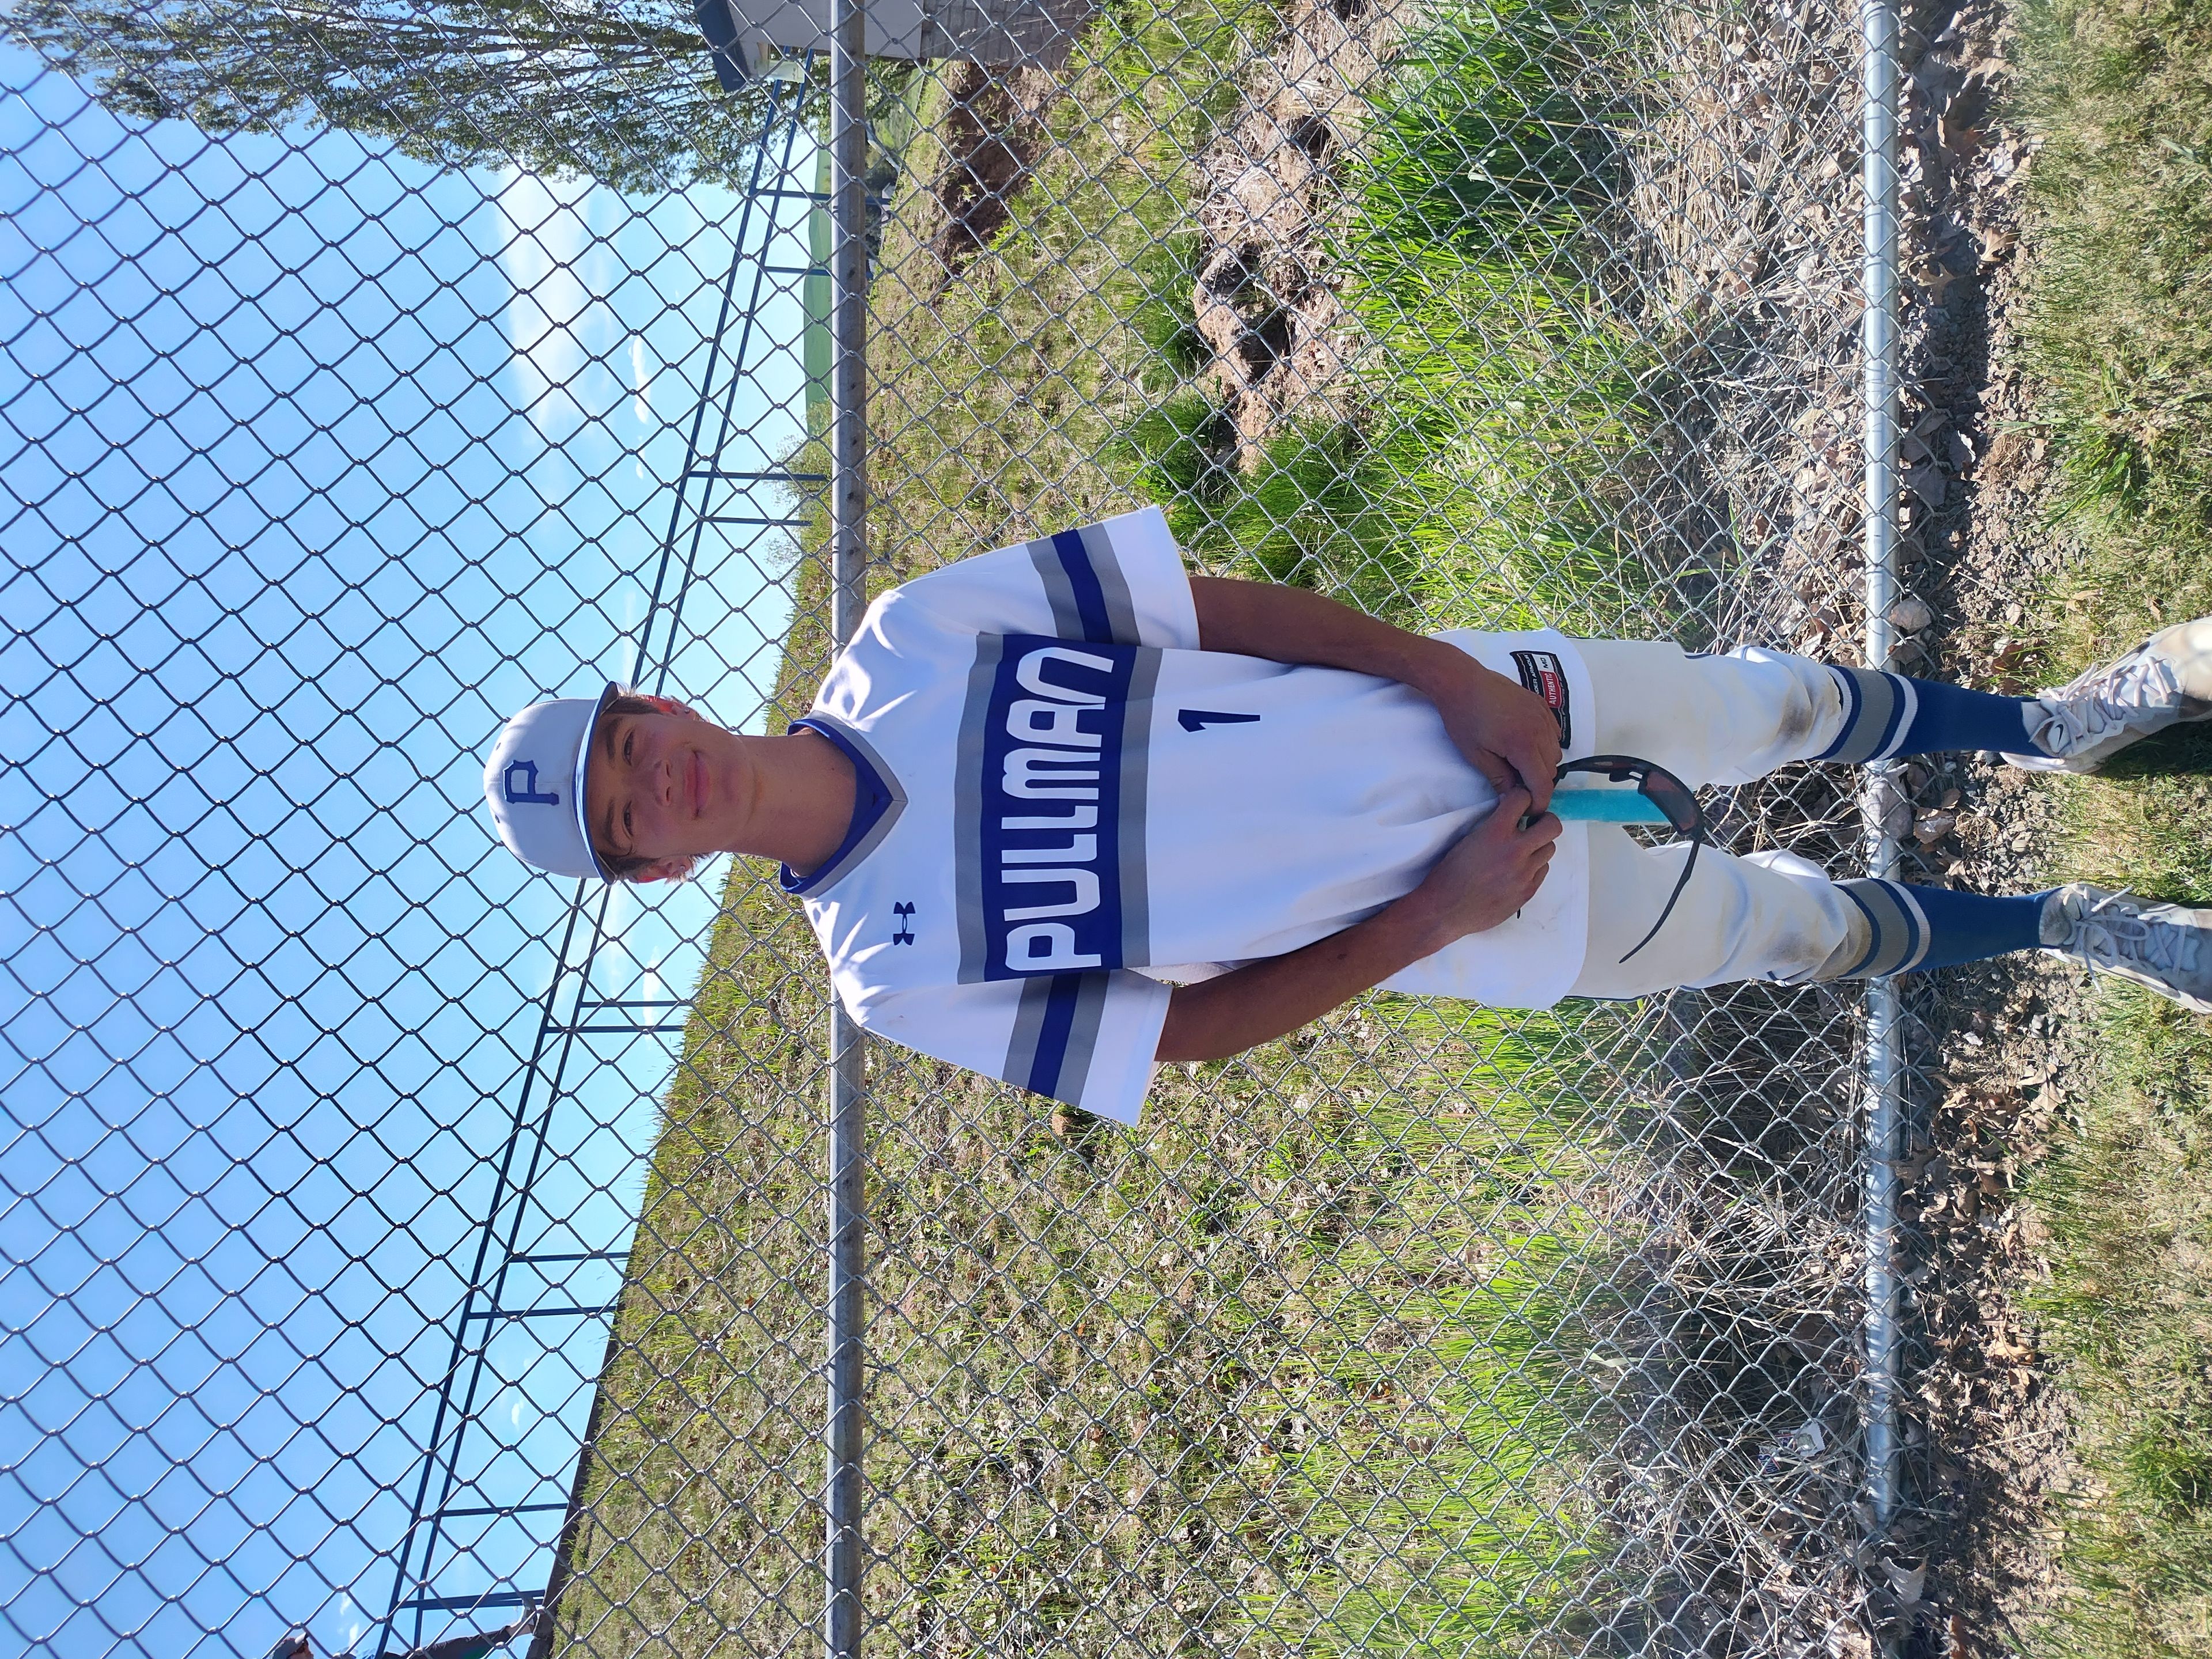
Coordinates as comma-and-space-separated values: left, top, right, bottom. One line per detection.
585, 699, 747, 881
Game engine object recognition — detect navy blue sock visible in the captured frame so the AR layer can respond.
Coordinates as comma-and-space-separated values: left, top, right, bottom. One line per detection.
1835, 880, 2047, 976
1816, 666, 2039, 763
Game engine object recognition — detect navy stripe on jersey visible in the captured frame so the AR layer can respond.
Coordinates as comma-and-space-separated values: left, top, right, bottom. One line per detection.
959, 632, 1152, 981
1116, 647, 1158, 971
1074, 520, 1145, 643
953, 634, 1005, 979
1027, 525, 1145, 646
1005, 972, 1111, 1104
1056, 528, 1115, 642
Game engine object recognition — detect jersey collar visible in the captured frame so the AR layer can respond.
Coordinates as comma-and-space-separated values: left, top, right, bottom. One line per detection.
781, 715, 907, 895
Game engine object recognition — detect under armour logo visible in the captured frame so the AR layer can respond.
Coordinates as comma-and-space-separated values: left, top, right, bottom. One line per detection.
892, 902, 916, 944
503, 759, 560, 806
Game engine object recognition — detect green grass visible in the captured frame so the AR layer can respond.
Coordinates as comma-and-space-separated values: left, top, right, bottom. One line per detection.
1127, 0, 1662, 634
2022, 991, 2212, 1656
2005, 0, 2212, 1648
545, 3, 1652, 1653
2010, 0, 2212, 573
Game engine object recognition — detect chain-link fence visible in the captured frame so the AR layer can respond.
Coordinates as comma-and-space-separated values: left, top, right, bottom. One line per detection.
2, 0, 1919, 1650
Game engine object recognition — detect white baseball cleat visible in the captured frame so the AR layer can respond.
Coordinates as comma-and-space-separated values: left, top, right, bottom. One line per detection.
2040, 882, 2212, 1013
2007, 618, 2212, 772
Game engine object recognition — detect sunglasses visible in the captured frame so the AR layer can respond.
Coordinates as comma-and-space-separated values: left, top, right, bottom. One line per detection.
1554, 755, 1706, 963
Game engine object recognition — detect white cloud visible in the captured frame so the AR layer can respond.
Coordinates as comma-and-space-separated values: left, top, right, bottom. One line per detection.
630, 335, 653, 430
496, 171, 607, 439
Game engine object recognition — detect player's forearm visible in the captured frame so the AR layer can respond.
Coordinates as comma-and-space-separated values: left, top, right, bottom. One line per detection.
1187, 574, 1478, 699
1153, 897, 1453, 1063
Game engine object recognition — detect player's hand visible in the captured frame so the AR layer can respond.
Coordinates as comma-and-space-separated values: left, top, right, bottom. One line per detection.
1430, 658, 1562, 813
1407, 787, 1562, 945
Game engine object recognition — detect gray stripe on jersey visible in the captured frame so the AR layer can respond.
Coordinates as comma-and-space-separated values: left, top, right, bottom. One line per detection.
1075, 518, 1142, 644
1027, 536, 1085, 638
1116, 647, 1159, 968
955, 634, 1005, 984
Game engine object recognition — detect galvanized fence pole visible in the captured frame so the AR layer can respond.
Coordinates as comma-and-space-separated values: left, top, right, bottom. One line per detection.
1859, 0, 1906, 1552
824, 1, 872, 1654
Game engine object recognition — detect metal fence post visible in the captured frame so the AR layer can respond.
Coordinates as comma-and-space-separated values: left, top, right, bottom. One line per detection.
824, 0, 872, 1654
1858, 0, 1905, 1560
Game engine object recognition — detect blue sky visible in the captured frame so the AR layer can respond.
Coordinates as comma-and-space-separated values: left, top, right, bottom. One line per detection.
0, 50, 815, 1659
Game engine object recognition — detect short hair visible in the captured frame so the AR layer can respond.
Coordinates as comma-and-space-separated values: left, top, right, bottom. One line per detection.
591, 691, 701, 884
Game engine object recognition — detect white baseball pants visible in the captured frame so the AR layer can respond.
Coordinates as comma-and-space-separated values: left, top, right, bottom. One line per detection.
1566, 640, 1887, 999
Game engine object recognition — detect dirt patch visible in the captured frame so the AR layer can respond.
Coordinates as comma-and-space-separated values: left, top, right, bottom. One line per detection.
1615, 0, 1870, 643
923, 60, 1067, 277
1628, 0, 2096, 1640
1188, 0, 1403, 467
1536, 0, 2092, 1642
1116, 0, 2086, 1638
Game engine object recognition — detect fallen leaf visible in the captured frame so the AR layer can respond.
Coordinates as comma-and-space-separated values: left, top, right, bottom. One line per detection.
1884, 1559, 1927, 1605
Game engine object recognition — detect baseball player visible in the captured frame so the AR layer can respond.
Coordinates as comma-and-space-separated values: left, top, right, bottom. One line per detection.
486, 509, 2212, 1126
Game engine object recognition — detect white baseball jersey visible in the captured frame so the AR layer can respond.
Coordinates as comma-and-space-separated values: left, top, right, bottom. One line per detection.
787, 508, 1593, 1125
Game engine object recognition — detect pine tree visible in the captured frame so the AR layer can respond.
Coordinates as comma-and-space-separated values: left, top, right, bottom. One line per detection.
6, 0, 776, 191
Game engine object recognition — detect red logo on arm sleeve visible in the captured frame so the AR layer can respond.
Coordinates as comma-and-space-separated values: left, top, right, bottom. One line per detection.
1510, 650, 1573, 747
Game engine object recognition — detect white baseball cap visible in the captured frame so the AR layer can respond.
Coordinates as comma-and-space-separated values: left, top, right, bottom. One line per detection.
484, 683, 620, 879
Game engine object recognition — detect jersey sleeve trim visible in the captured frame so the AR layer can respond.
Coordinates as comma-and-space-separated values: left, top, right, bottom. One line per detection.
1020, 507, 1198, 649
1003, 970, 1167, 1124
837, 969, 1169, 1126
1027, 531, 1123, 644
1006, 972, 1104, 1098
